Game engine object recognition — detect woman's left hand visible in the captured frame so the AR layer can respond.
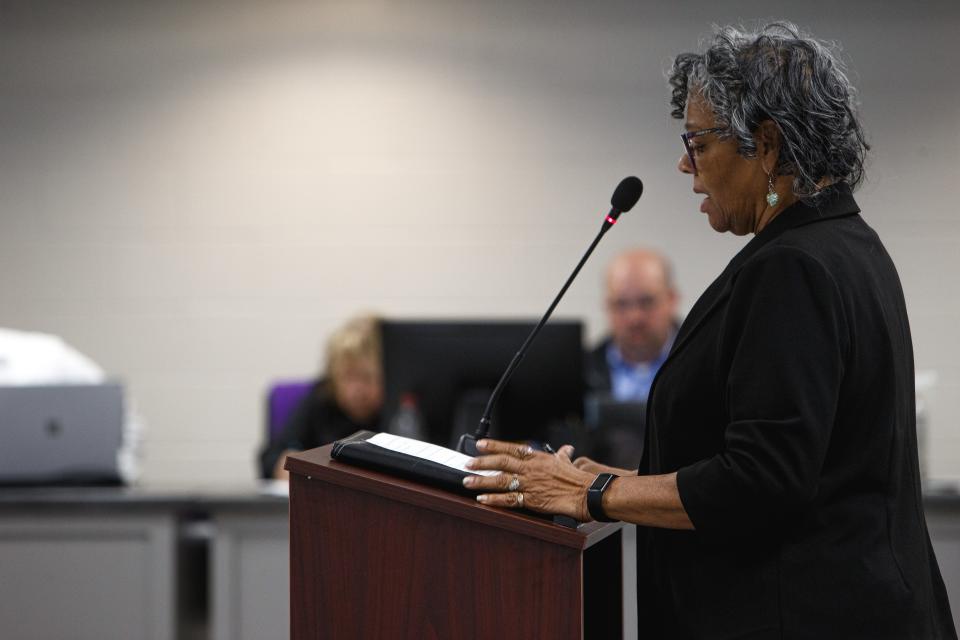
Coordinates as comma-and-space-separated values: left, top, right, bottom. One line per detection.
463, 439, 594, 522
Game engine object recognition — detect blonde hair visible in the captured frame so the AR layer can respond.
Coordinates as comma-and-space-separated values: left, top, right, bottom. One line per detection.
324, 314, 382, 385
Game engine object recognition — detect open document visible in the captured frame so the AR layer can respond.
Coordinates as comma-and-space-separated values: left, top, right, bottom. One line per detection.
367, 432, 500, 477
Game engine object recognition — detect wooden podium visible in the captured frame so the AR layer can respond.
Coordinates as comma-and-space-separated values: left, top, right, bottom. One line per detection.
285, 445, 624, 640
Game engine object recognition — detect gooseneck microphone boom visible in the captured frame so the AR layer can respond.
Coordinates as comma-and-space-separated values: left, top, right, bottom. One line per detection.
456, 176, 643, 455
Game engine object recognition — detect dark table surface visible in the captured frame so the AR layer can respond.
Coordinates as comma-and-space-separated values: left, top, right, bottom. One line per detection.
0, 481, 290, 511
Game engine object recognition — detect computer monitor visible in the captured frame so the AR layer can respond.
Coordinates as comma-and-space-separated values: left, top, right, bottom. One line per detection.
380, 319, 584, 449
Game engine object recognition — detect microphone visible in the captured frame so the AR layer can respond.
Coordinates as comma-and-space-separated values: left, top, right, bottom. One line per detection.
605, 175, 643, 230
456, 176, 643, 455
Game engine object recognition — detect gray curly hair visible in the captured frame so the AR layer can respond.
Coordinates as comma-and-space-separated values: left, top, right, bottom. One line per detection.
669, 22, 869, 199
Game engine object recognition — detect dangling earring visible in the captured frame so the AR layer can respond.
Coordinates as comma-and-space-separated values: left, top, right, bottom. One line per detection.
766, 173, 780, 207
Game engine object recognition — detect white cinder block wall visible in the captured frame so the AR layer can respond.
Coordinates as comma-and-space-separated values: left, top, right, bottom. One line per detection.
1, 0, 957, 485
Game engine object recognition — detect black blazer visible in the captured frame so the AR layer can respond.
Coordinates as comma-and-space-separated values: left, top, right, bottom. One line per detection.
638, 184, 956, 639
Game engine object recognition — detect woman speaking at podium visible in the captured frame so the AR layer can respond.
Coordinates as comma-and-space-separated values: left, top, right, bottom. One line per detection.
464, 22, 956, 639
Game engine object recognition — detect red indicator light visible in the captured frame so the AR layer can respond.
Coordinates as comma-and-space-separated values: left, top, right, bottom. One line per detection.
606, 216, 616, 225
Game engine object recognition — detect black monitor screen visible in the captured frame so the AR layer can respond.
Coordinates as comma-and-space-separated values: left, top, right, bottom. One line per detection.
380, 320, 584, 449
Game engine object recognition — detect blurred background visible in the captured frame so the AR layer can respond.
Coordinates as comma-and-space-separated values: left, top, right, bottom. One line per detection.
2, 0, 956, 487
1, 1, 958, 638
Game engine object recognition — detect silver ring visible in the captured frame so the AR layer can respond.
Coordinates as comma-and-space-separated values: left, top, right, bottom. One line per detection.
517, 492, 524, 508
507, 475, 520, 492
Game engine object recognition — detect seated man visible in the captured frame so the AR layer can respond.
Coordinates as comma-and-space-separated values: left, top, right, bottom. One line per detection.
584, 248, 679, 469
0, 326, 142, 483
259, 314, 384, 480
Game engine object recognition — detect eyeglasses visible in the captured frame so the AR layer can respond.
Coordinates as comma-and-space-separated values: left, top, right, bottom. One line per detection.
607, 294, 664, 313
680, 127, 725, 173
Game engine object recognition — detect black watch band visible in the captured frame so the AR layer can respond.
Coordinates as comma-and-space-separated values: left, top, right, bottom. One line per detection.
587, 472, 617, 522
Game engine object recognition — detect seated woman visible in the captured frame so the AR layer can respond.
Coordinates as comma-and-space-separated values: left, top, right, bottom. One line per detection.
259, 315, 383, 480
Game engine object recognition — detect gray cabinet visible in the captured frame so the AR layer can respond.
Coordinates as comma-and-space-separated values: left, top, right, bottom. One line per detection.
0, 513, 176, 640
211, 511, 289, 640
0, 487, 287, 640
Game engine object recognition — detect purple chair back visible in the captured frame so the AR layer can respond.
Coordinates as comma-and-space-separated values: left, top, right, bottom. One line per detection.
267, 380, 315, 441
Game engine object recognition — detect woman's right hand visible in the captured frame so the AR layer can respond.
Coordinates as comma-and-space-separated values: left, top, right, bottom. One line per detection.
560, 446, 635, 476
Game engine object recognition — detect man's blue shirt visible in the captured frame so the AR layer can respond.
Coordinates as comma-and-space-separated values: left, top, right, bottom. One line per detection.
605, 331, 675, 403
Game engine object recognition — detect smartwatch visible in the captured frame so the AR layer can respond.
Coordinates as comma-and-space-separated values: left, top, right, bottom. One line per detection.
587, 472, 618, 522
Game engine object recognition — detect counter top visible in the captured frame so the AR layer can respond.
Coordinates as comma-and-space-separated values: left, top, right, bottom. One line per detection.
0, 481, 289, 511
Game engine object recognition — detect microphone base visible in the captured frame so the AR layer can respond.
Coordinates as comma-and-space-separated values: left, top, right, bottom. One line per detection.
456, 433, 481, 456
